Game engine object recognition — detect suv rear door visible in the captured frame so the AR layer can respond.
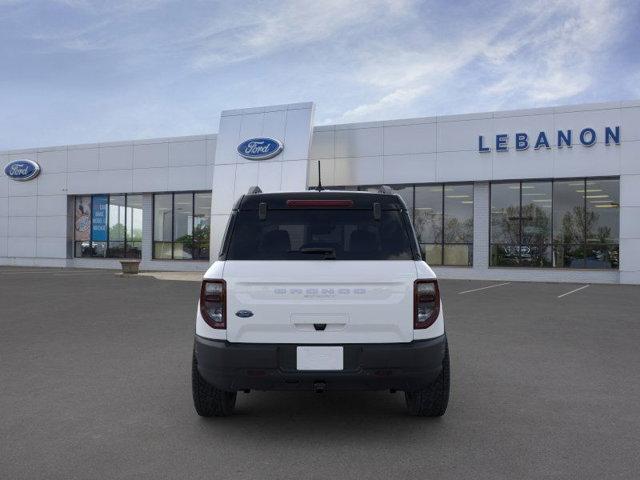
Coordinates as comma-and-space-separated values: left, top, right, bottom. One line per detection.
222, 196, 420, 344
224, 260, 416, 343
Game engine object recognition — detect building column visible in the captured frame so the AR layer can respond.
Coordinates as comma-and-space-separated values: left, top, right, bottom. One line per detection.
473, 181, 490, 271
209, 103, 315, 257
619, 174, 640, 284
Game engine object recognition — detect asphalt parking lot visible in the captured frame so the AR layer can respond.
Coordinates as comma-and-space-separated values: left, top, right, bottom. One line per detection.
1, 267, 639, 480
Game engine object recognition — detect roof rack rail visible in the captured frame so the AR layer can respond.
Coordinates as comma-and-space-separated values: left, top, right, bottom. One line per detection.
377, 185, 393, 195
247, 186, 262, 194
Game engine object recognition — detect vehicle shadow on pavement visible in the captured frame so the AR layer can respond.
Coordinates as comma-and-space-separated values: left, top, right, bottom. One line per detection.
192, 390, 449, 434
235, 391, 411, 417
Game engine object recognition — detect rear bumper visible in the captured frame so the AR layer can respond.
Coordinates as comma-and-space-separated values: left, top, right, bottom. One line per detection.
194, 334, 447, 392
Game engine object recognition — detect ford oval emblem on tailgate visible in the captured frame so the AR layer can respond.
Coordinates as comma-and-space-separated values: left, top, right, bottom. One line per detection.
236, 310, 254, 318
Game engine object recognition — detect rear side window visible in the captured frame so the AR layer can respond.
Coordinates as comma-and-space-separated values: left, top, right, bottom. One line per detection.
225, 210, 415, 260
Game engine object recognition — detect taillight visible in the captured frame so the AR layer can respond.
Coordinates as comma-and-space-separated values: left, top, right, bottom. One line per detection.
414, 279, 440, 329
200, 280, 226, 329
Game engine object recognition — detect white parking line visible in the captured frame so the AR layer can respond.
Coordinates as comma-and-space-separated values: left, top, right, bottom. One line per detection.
458, 282, 511, 295
52, 272, 115, 276
0, 270, 113, 276
557, 284, 590, 298
0, 271, 62, 275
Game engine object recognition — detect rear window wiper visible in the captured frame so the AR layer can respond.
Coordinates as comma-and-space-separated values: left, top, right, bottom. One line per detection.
298, 247, 336, 259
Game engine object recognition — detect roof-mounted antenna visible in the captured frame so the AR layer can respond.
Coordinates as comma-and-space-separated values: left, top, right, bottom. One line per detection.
316, 161, 324, 192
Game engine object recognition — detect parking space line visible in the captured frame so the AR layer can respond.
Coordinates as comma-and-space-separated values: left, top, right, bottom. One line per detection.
0, 270, 114, 276
458, 282, 511, 295
0, 271, 62, 275
52, 273, 114, 276
557, 284, 590, 298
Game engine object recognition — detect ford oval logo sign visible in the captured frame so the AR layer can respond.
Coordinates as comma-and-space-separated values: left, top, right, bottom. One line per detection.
237, 137, 283, 160
4, 159, 41, 182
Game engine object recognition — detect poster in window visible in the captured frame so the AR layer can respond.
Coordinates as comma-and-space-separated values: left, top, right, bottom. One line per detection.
75, 196, 91, 241
92, 195, 108, 242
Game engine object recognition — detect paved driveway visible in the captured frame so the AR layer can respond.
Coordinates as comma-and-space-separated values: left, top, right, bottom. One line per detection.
1, 268, 639, 479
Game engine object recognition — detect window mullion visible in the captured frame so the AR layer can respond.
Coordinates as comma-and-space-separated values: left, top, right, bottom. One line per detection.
89, 196, 94, 257
441, 184, 445, 265
412, 185, 416, 223
89, 196, 93, 257
106, 195, 110, 258
551, 180, 555, 267
518, 182, 522, 266
583, 178, 587, 268
488, 183, 492, 266
124, 194, 128, 258
171, 193, 175, 260
192, 192, 196, 259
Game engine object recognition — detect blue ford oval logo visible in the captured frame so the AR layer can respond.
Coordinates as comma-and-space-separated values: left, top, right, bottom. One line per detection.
235, 310, 254, 318
237, 137, 283, 160
4, 159, 41, 182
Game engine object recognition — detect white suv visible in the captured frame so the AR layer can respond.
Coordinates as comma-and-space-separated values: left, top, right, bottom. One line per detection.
192, 187, 449, 416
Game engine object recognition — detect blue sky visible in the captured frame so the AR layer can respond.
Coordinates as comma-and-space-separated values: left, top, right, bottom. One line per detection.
1, 0, 639, 150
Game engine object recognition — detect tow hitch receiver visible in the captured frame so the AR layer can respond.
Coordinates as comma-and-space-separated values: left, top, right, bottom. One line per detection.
313, 382, 327, 393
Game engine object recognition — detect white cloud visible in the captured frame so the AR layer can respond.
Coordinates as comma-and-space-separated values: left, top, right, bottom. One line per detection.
339, 85, 429, 121
337, 35, 493, 121
191, 0, 415, 69
51, 0, 172, 13
334, 0, 626, 122
481, 0, 621, 105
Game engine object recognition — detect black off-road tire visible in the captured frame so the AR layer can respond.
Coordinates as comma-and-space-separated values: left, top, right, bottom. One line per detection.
192, 352, 237, 417
405, 341, 450, 417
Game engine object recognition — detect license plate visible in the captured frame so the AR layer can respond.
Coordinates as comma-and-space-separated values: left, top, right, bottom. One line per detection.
296, 346, 343, 371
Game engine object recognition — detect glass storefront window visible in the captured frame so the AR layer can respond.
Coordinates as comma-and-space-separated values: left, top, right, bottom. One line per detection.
553, 180, 585, 245
389, 185, 413, 217
173, 193, 193, 259
73, 193, 143, 259
490, 182, 520, 267
415, 185, 443, 265
520, 181, 552, 267
108, 194, 126, 258
444, 184, 474, 266
490, 182, 519, 239
152, 191, 212, 261
153, 194, 172, 259
415, 185, 443, 242
553, 180, 586, 268
585, 178, 619, 268
491, 178, 619, 269
193, 192, 212, 260
348, 183, 473, 266
74, 196, 92, 257
126, 195, 143, 258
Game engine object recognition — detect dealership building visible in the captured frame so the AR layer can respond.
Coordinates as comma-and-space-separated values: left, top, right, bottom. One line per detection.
1, 100, 639, 284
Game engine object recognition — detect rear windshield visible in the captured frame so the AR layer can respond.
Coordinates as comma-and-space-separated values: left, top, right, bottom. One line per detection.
225, 209, 415, 260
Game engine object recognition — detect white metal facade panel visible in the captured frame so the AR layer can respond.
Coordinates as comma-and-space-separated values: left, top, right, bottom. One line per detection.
209, 103, 315, 258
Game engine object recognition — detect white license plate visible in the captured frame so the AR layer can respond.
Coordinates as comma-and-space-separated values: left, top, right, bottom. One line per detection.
296, 346, 344, 371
